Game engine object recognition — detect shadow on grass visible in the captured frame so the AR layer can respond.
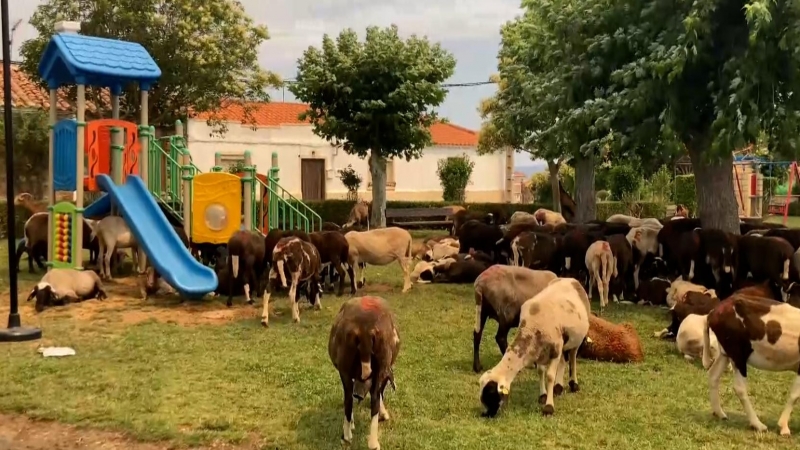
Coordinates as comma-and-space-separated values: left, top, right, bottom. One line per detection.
296, 399, 346, 449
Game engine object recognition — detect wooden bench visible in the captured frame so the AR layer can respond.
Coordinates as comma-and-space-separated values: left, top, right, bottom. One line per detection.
385, 207, 454, 229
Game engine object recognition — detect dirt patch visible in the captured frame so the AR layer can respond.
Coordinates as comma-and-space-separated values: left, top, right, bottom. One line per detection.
0, 414, 261, 450
0, 277, 261, 328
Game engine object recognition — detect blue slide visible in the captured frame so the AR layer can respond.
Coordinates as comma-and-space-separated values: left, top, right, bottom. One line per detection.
95, 174, 218, 297
83, 193, 111, 219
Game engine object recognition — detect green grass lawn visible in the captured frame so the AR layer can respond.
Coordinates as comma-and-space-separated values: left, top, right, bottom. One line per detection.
0, 236, 799, 449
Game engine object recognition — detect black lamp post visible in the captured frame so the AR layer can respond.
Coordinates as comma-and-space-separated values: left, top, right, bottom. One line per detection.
0, 0, 42, 342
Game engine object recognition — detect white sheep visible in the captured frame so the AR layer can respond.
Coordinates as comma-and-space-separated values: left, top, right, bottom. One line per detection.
27, 268, 107, 312
666, 279, 715, 308
585, 240, 615, 310
91, 216, 140, 279
478, 277, 591, 417
676, 314, 720, 362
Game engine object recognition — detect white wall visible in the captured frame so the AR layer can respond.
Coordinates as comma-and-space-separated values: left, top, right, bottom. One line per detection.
186, 119, 507, 202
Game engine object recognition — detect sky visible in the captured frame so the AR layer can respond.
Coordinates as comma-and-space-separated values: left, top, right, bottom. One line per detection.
9, 0, 540, 167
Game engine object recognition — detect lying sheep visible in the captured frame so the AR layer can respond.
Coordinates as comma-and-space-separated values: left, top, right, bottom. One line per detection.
423, 241, 459, 262
636, 276, 671, 306
666, 279, 715, 308
329, 296, 399, 450
479, 278, 590, 417
139, 266, 176, 300
346, 227, 413, 293
27, 268, 107, 312
585, 240, 615, 310
410, 260, 439, 284
262, 236, 322, 326
428, 253, 491, 284
677, 314, 720, 362
472, 265, 558, 372
226, 230, 267, 307
577, 314, 644, 363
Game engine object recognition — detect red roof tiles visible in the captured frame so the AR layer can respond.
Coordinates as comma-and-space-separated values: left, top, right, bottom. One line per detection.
197, 101, 478, 147
0, 61, 109, 113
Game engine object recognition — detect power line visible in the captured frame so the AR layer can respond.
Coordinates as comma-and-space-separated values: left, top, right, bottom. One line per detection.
280, 79, 496, 87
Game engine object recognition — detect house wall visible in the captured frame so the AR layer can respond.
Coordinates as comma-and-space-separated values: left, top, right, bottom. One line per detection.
186, 119, 507, 202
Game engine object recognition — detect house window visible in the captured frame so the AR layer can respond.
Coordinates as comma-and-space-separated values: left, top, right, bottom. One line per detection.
367, 158, 396, 190
218, 154, 246, 173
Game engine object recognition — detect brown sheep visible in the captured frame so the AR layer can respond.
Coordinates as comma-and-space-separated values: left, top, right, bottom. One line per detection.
329, 296, 399, 450
577, 315, 644, 363
263, 236, 322, 325
345, 201, 371, 229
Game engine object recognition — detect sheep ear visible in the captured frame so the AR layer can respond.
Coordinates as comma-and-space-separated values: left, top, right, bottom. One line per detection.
26, 287, 37, 302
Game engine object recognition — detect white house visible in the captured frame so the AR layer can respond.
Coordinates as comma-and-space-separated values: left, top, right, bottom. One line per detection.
187, 102, 514, 202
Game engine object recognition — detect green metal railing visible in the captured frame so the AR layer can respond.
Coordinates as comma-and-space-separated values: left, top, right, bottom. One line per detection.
252, 176, 322, 232
145, 126, 199, 224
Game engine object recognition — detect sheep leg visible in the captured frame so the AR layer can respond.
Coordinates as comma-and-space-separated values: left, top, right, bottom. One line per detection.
494, 324, 511, 356
335, 261, 347, 297
708, 354, 730, 420
472, 304, 490, 373
346, 263, 357, 295
246, 267, 257, 305
554, 353, 566, 396
538, 365, 547, 404
567, 348, 579, 392
542, 357, 560, 416
400, 257, 412, 293
379, 392, 390, 422
367, 378, 382, 450
290, 272, 301, 323
777, 375, 800, 436
312, 276, 322, 310
102, 241, 114, 280
260, 278, 272, 328
732, 370, 767, 432
340, 373, 355, 444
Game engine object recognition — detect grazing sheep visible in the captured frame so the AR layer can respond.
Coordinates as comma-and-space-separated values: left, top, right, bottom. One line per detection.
577, 314, 644, 363
472, 265, 558, 373
27, 268, 107, 312
533, 208, 566, 226
585, 240, 615, 310
309, 230, 355, 296
329, 296, 399, 450
91, 216, 140, 279
226, 230, 266, 307
478, 278, 590, 417
676, 314, 720, 362
345, 227, 413, 293
704, 294, 800, 436
262, 236, 322, 325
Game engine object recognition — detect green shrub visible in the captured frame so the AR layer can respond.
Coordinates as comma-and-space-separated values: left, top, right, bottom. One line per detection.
596, 190, 611, 201
436, 154, 475, 202
674, 174, 697, 216
763, 176, 778, 195
609, 165, 641, 200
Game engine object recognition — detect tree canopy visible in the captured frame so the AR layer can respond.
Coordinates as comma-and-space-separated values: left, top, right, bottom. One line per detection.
490, 0, 800, 231
289, 25, 456, 225
20, 0, 281, 130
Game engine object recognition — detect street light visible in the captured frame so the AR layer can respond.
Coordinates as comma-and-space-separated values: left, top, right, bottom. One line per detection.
0, 0, 42, 342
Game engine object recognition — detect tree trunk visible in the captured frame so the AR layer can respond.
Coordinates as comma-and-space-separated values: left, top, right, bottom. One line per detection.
369, 152, 387, 228
687, 138, 740, 234
547, 160, 561, 213
574, 153, 596, 222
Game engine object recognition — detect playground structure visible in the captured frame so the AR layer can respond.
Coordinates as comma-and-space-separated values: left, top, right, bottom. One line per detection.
731, 153, 800, 224
38, 22, 322, 297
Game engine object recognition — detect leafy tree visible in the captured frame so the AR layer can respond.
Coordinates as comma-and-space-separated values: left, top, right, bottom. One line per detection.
289, 25, 456, 226
500, 0, 800, 233
337, 164, 363, 201
436, 154, 475, 202
20, 0, 281, 131
478, 74, 567, 213
0, 109, 49, 197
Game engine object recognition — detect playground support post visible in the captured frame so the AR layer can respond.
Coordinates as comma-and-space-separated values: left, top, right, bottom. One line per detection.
0, 0, 42, 341
179, 118, 191, 235
138, 90, 149, 273
74, 84, 86, 270
269, 152, 279, 230
110, 91, 122, 216
243, 151, 253, 231
46, 89, 56, 265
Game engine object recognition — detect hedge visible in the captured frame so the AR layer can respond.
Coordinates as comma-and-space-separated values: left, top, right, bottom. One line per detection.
295, 199, 666, 225
675, 175, 697, 217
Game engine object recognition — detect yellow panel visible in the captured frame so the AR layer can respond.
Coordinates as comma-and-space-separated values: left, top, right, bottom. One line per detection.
192, 172, 242, 244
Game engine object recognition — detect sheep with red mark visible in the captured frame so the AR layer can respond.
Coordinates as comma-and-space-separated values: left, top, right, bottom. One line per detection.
478, 278, 590, 417
472, 265, 558, 373
703, 294, 800, 436
262, 236, 322, 326
585, 240, 615, 310
577, 314, 644, 363
329, 296, 399, 450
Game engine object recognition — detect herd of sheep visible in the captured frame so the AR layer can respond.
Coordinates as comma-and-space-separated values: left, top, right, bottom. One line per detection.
17, 193, 800, 448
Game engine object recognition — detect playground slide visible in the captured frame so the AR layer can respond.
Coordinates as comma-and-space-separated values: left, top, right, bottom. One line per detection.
83, 193, 111, 219
95, 174, 218, 297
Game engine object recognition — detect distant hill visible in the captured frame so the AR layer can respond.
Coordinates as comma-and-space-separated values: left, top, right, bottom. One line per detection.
514, 160, 548, 177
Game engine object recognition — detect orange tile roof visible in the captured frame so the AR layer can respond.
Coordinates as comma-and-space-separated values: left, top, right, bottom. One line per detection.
196, 101, 478, 147
1, 61, 109, 113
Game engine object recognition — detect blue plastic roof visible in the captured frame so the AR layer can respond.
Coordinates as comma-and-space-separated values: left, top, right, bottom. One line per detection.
38, 33, 161, 91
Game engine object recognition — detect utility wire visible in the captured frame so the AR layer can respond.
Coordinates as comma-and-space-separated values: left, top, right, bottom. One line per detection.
280, 79, 496, 87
